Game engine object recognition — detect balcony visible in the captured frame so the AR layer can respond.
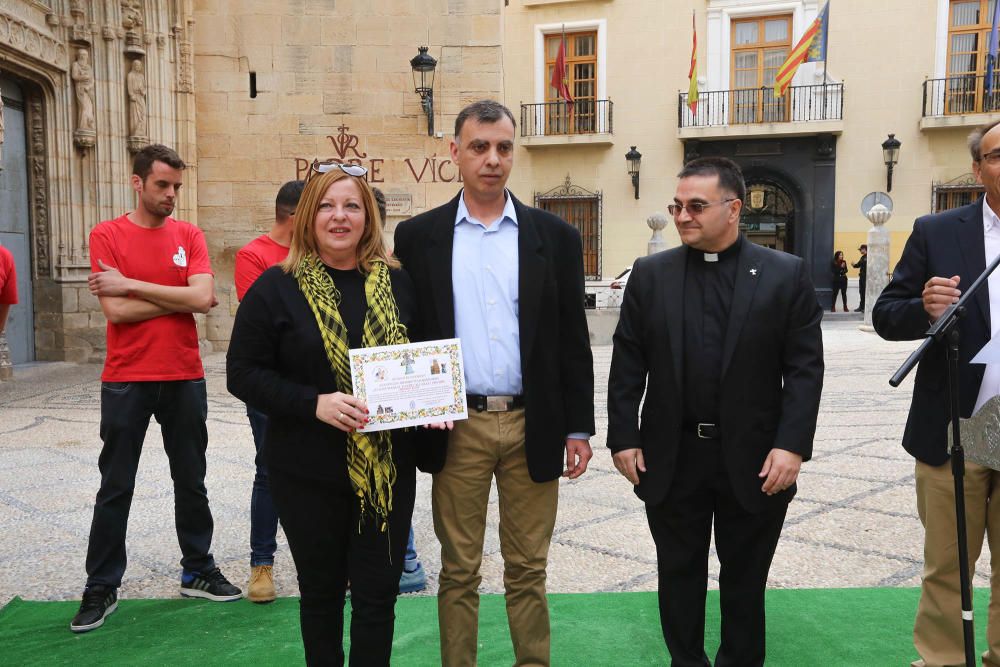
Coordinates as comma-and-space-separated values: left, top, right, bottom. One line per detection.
677, 83, 844, 140
520, 100, 614, 148
920, 75, 1000, 130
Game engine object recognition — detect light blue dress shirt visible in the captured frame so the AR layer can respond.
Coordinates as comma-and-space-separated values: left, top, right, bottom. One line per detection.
453, 191, 522, 396
452, 191, 589, 441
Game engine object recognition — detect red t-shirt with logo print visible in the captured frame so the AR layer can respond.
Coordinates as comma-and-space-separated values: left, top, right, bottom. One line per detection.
89, 214, 213, 382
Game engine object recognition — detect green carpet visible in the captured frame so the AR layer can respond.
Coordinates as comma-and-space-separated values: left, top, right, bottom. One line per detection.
0, 588, 992, 665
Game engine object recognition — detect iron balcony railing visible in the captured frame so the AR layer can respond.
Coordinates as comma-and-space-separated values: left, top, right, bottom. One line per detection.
521, 100, 613, 137
923, 74, 1000, 116
678, 83, 844, 128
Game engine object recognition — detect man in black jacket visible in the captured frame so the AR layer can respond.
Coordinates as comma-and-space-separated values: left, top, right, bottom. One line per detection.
853, 244, 868, 312
394, 100, 595, 667
873, 120, 1000, 667
607, 157, 824, 666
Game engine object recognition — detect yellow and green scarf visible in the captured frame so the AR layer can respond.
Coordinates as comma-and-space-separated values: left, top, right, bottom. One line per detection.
295, 254, 409, 529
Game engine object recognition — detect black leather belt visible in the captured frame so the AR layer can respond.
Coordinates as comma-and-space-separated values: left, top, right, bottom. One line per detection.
683, 422, 721, 439
467, 394, 524, 412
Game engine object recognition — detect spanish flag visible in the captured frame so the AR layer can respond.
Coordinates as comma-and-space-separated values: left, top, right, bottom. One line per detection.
687, 12, 699, 113
774, 2, 830, 98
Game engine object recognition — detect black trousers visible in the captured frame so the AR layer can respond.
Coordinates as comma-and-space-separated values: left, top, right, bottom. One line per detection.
85, 379, 216, 587
830, 281, 848, 310
269, 453, 415, 667
858, 276, 867, 309
646, 434, 788, 667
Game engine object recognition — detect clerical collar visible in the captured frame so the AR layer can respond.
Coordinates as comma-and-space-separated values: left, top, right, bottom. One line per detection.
688, 236, 742, 263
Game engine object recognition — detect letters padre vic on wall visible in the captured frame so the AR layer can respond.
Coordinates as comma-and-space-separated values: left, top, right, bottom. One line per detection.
294, 126, 463, 185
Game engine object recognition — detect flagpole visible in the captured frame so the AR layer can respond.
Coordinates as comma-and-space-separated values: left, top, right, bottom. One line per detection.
561, 24, 571, 128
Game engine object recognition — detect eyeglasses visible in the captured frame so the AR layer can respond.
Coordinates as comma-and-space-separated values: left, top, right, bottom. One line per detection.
980, 151, 1000, 165
667, 198, 737, 217
306, 160, 368, 181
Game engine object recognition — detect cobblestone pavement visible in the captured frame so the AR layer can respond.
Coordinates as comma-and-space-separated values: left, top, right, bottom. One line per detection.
1, 316, 984, 607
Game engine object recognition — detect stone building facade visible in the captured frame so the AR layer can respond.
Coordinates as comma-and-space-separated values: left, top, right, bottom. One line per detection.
4, 0, 998, 363
0, 0, 196, 363
192, 0, 502, 351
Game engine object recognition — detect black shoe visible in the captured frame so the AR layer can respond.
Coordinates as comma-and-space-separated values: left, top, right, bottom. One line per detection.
854, 307, 863, 312
70, 585, 118, 633
180, 567, 242, 601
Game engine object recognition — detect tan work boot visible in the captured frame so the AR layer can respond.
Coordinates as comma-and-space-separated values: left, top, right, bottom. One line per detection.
247, 565, 276, 603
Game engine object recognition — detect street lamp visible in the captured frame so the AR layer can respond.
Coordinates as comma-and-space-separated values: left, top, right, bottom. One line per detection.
882, 133, 901, 192
625, 145, 642, 199
410, 46, 437, 136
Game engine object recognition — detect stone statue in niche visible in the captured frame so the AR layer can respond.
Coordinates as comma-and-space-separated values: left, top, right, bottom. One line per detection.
71, 48, 97, 148
127, 60, 147, 139
126, 60, 148, 153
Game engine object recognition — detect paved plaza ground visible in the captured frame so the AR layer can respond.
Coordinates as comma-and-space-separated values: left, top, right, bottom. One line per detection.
1, 314, 988, 609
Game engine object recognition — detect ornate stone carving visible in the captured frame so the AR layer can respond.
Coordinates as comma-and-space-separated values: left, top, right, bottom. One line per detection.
0, 11, 69, 71
121, 0, 145, 56
70, 1, 86, 18
126, 59, 148, 153
71, 48, 96, 148
174, 22, 194, 93
28, 98, 50, 275
0, 88, 5, 166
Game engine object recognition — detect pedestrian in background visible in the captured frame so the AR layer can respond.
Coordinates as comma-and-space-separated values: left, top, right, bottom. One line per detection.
234, 179, 304, 603
0, 241, 17, 335
831, 250, 848, 312
72, 144, 240, 635
852, 244, 868, 312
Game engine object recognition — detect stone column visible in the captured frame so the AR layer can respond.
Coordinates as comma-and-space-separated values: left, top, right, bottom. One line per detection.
860, 203, 892, 331
647, 212, 668, 255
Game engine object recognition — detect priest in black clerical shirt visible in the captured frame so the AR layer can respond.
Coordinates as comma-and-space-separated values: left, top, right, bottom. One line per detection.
607, 157, 824, 667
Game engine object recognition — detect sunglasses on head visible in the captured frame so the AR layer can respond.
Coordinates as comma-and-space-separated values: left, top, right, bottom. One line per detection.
306, 160, 368, 182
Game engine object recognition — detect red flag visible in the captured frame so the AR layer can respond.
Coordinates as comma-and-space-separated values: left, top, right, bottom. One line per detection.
551, 36, 574, 107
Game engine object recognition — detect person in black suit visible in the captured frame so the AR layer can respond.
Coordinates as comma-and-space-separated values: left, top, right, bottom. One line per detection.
227, 164, 424, 665
607, 157, 824, 666
393, 100, 595, 666
873, 119, 1000, 667
852, 244, 868, 312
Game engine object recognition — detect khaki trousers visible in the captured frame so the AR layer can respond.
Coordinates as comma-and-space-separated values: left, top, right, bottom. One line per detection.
914, 460, 1000, 667
432, 407, 559, 667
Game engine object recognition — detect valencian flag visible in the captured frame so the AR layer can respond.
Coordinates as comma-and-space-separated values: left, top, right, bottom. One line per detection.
774, 2, 830, 98
551, 31, 574, 108
986, 0, 1000, 97
688, 12, 699, 113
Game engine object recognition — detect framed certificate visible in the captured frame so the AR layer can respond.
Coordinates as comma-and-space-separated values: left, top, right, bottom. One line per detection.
349, 338, 468, 432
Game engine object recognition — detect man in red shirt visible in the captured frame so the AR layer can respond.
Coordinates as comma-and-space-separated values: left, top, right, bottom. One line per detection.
234, 179, 303, 603
71, 144, 241, 634
0, 242, 16, 334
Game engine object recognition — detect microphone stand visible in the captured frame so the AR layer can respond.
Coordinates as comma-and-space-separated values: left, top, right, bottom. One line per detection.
889, 252, 1000, 667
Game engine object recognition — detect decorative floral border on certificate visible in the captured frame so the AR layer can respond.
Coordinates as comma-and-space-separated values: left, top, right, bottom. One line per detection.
352, 341, 466, 427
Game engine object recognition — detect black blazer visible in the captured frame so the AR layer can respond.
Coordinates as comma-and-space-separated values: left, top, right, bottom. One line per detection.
872, 199, 990, 466
226, 265, 431, 479
393, 192, 596, 483
607, 241, 825, 512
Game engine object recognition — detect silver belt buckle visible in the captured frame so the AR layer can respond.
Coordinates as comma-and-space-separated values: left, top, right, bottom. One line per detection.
697, 423, 716, 439
486, 395, 513, 412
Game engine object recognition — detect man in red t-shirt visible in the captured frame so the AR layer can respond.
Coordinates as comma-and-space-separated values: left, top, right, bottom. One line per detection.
0, 243, 17, 334
233, 179, 303, 603
71, 144, 241, 634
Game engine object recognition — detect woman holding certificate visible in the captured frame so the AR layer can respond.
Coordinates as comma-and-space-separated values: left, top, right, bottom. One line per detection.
227, 162, 420, 665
